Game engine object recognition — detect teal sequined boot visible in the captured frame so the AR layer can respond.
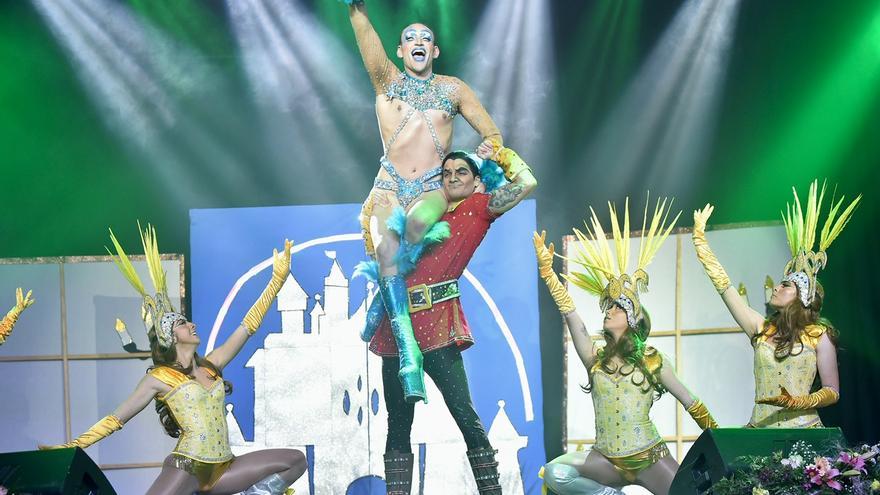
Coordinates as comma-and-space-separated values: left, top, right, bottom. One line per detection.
379, 275, 426, 403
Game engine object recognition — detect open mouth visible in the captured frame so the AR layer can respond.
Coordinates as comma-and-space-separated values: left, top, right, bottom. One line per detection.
411, 47, 427, 62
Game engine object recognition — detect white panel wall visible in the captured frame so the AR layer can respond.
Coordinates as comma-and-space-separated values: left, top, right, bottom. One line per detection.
0, 256, 182, 495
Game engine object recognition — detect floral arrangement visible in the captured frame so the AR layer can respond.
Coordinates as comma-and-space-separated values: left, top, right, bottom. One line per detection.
709, 441, 880, 494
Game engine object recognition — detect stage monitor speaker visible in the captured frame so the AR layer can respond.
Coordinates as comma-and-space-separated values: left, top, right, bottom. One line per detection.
0, 447, 116, 494
670, 427, 845, 495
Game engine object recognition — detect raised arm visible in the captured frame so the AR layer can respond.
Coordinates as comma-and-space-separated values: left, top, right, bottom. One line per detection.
692, 205, 765, 338
208, 240, 292, 370
458, 80, 502, 147
39, 374, 163, 450
658, 355, 718, 430
487, 147, 537, 215
348, 2, 399, 94
533, 232, 597, 369
0, 288, 35, 345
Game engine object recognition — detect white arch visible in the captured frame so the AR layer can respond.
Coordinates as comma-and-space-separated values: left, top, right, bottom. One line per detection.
206, 233, 535, 421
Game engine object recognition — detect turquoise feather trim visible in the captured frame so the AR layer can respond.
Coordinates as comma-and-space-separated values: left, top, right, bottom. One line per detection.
353, 260, 379, 283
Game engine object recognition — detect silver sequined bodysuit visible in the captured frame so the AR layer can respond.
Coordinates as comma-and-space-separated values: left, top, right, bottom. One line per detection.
373, 73, 459, 209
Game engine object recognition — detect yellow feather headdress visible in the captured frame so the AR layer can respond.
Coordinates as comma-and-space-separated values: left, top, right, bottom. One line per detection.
564, 195, 681, 328
107, 222, 184, 349
781, 180, 861, 307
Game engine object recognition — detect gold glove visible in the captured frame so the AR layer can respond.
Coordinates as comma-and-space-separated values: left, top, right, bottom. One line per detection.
39, 414, 123, 450
533, 231, 576, 314
692, 205, 731, 293
243, 240, 292, 335
686, 399, 718, 430
495, 147, 531, 181
0, 288, 35, 345
756, 386, 839, 410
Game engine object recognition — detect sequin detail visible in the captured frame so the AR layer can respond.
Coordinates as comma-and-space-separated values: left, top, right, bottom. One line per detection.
373, 157, 442, 209
385, 73, 456, 115
150, 367, 233, 463
591, 359, 664, 457
750, 324, 824, 428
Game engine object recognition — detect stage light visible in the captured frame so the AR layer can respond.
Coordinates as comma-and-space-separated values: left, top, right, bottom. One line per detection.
454, 0, 557, 160
225, 0, 379, 199
31, 0, 261, 206
576, 0, 742, 194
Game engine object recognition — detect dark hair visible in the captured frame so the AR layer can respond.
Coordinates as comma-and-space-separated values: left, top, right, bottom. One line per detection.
583, 306, 666, 400
442, 151, 481, 177
753, 281, 838, 359
146, 326, 232, 438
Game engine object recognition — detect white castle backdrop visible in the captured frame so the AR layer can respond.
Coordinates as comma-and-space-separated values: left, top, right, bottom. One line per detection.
222, 252, 528, 494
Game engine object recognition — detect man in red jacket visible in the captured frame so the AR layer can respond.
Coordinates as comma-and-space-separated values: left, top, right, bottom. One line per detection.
368, 144, 537, 494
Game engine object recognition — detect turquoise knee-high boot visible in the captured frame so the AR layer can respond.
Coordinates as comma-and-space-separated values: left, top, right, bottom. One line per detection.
379, 275, 426, 403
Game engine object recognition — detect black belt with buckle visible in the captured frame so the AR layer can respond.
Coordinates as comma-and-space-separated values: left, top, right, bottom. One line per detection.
407, 279, 461, 313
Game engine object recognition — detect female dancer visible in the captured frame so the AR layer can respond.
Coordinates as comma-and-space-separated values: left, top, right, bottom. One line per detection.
41, 225, 306, 495
534, 197, 717, 495
0, 287, 34, 345
691, 180, 859, 428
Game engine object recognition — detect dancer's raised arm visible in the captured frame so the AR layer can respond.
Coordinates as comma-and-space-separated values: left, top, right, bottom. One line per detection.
0, 288, 34, 345
487, 147, 537, 215
533, 231, 597, 368
692, 204, 765, 338
348, 2, 399, 94
208, 240, 292, 370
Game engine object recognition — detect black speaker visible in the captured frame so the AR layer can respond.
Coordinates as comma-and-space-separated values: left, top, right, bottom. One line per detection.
670, 427, 845, 494
0, 448, 116, 494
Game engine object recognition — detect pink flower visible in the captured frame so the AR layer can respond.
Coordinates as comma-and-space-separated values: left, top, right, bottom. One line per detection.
805, 457, 843, 491
839, 452, 866, 472
0, 486, 7, 495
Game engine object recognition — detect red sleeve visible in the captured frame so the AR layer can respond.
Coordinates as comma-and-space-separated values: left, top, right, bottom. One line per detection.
461, 193, 497, 222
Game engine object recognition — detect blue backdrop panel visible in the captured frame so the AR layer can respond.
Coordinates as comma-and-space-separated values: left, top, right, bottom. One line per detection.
190, 201, 544, 494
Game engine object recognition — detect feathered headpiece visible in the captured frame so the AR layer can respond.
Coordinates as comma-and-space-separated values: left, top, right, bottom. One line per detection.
107, 223, 184, 349
781, 180, 861, 307
564, 195, 680, 328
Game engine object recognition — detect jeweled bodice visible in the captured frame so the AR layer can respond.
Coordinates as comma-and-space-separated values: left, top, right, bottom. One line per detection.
591, 349, 664, 457
750, 324, 825, 428
385, 73, 457, 115
150, 367, 233, 463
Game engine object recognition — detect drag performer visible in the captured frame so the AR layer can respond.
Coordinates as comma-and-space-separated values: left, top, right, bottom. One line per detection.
364, 145, 535, 494
40, 226, 306, 495
0, 287, 34, 345
534, 199, 717, 495
691, 180, 860, 428
344, 0, 503, 403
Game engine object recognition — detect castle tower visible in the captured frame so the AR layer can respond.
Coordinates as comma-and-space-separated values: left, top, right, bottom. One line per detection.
310, 294, 325, 335
488, 400, 528, 495
322, 251, 349, 329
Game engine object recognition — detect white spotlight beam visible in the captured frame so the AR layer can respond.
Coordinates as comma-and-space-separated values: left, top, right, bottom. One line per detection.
226, 0, 375, 191
456, 0, 557, 159
31, 0, 262, 205
580, 0, 742, 192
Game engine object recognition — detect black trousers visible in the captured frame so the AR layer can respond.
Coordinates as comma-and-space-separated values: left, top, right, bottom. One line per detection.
383, 345, 492, 453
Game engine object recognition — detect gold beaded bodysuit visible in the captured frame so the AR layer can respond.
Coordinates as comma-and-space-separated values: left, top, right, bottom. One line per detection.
590, 347, 670, 482
149, 365, 234, 490
749, 324, 826, 428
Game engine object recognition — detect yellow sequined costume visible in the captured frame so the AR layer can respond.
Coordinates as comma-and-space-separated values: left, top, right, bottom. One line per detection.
591, 347, 670, 482
749, 324, 827, 428
149, 365, 234, 490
